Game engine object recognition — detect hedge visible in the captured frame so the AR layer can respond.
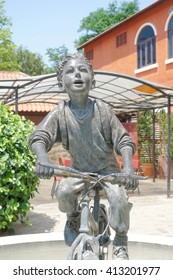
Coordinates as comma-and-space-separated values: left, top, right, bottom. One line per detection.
0, 103, 39, 233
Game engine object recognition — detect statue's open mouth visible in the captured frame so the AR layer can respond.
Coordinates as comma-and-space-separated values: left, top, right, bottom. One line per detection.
74, 80, 83, 85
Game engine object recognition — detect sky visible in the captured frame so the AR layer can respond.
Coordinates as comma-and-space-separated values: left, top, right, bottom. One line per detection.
4, 0, 156, 65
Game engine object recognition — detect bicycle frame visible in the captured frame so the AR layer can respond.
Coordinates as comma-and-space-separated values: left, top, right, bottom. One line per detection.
67, 181, 107, 260
36, 161, 148, 260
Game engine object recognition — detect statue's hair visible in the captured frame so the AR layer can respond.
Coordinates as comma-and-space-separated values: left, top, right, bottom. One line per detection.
57, 52, 95, 87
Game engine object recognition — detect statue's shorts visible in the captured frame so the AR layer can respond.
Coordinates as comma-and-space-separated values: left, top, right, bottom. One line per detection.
55, 178, 132, 234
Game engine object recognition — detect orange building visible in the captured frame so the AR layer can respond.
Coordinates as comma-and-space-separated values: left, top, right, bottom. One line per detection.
78, 0, 173, 178
78, 0, 173, 88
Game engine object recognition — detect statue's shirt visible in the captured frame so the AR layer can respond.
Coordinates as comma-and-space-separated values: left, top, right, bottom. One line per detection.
29, 99, 135, 174
65, 102, 117, 173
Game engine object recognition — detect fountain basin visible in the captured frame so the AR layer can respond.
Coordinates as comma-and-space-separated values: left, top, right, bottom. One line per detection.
0, 233, 173, 260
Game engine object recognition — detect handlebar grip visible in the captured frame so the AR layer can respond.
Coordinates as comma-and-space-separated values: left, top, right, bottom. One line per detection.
33, 162, 148, 183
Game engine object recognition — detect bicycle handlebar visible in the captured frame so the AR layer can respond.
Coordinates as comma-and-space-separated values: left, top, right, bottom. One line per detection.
36, 161, 148, 184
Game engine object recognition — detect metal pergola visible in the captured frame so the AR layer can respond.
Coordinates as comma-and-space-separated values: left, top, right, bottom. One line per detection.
0, 70, 173, 197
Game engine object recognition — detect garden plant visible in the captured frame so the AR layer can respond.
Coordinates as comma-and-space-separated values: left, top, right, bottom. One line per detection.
0, 103, 39, 233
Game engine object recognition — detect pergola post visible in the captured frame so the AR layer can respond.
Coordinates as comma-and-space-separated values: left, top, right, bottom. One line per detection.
152, 109, 156, 182
167, 96, 171, 198
15, 87, 19, 114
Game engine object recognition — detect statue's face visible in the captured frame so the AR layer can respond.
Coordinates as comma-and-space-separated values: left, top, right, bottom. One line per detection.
62, 58, 92, 101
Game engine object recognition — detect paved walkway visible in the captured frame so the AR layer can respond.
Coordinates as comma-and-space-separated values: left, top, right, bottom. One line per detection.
1, 177, 172, 239
1, 178, 173, 260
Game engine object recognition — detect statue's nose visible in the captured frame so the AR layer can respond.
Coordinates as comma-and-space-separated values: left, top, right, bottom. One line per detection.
75, 72, 81, 78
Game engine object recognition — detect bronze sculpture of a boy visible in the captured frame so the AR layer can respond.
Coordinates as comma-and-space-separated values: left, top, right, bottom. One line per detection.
29, 53, 138, 259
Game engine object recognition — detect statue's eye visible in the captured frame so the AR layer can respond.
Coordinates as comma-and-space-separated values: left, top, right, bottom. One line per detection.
65, 67, 73, 74
79, 66, 87, 72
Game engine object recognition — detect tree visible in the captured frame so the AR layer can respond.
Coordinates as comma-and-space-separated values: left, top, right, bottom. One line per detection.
0, 103, 39, 233
0, 0, 19, 71
15, 46, 49, 75
76, 0, 139, 47
46, 45, 69, 71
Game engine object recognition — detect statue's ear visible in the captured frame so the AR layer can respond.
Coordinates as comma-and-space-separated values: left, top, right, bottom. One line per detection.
91, 79, 96, 89
58, 81, 64, 91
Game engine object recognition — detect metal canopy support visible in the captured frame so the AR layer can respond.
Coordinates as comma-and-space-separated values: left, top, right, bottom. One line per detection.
152, 109, 156, 182
15, 87, 18, 114
1, 71, 173, 112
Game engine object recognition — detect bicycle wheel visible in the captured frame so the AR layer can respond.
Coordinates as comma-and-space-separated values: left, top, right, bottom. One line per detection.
81, 250, 99, 260
68, 233, 100, 260
78, 237, 100, 260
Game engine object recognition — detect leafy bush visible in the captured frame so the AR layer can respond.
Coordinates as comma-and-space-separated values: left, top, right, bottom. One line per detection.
137, 110, 154, 163
157, 109, 173, 159
0, 103, 39, 233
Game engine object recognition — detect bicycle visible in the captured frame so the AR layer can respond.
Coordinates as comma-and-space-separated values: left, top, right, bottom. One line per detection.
37, 162, 147, 260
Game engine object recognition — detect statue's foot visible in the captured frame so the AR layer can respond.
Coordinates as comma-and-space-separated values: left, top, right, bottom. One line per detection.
112, 245, 129, 260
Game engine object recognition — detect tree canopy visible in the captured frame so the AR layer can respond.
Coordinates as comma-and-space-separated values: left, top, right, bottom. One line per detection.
76, 0, 139, 46
0, 0, 19, 71
15, 46, 48, 76
46, 44, 69, 71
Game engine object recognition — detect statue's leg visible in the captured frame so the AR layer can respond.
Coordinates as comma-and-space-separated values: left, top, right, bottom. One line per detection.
104, 184, 133, 259
55, 177, 84, 213
55, 178, 84, 246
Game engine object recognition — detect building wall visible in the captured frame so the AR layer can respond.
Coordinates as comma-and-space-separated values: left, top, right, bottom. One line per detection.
84, 0, 173, 87
81, 0, 173, 176
16, 112, 47, 125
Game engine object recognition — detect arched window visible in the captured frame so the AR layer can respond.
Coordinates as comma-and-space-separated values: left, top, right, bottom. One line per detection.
137, 25, 156, 68
168, 16, 173, 58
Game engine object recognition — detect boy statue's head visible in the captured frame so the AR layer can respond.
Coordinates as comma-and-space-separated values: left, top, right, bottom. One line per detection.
57, 53, 96, 93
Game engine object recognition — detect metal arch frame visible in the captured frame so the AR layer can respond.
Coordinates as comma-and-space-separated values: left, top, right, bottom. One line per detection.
2, 71, 172, 110
0, 70, 173, 197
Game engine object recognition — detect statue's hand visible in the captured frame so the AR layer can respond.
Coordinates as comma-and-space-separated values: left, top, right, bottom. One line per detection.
35, 157, 54, 179
122, 167, 139, 191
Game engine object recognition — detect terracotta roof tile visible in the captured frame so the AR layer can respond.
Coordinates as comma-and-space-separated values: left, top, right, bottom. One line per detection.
11, 103, 57, 112
0, 71, 29, 80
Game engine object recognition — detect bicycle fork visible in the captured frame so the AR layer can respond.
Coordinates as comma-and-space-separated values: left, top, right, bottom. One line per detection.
79, 182, 99, 234
79, 181, 90, 233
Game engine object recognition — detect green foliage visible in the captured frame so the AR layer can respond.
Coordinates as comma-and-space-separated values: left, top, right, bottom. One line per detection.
0, 0, 19, 71
46, 45, 69, 71
78, 8, 112, 36
0, 103, 39, 232
76, 0, 139, 47
137, 110, 153, 163
15, 46, 48, 75
157, 110, 173, 160
0, 0, 11, 27
137, 109, 173, 164
110, 0, 139, 22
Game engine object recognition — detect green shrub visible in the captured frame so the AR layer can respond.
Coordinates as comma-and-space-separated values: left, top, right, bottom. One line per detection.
157, 109, 173, 160
137, 110, 154, 163
0, 103, 39, 233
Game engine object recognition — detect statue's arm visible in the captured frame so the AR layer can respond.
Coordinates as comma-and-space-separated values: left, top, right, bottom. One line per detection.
110, 111, 138, 189
29, 107, 61, 178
